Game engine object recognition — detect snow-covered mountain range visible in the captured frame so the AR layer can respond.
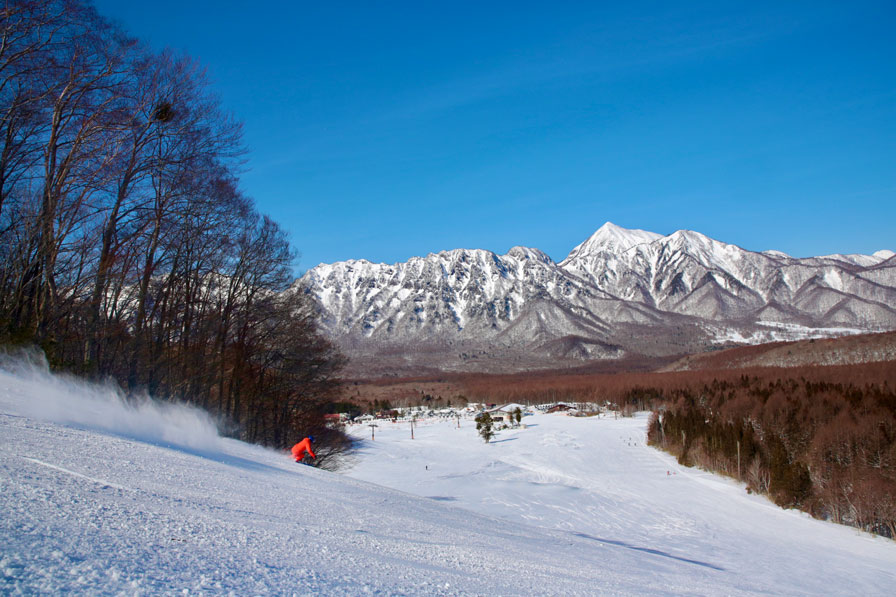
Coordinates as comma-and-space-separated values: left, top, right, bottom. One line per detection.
299, 223, 896, 372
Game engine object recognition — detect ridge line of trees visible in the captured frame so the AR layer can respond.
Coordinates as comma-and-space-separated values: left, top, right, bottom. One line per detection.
1, 0, 348, 463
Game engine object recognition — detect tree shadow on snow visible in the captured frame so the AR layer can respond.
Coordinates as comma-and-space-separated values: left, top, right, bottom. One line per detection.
572, 532, 725, 571
489, 437, 518, 444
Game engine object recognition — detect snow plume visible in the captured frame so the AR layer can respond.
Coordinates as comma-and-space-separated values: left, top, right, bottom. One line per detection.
0, 350, 223, 453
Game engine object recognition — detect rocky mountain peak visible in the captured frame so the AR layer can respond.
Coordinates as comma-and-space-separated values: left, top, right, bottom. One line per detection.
506, 246, 554, 264
561, 222, 662, 264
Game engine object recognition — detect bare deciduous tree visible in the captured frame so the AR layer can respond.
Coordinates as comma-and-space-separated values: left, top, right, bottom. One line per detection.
0, 0, 347, 460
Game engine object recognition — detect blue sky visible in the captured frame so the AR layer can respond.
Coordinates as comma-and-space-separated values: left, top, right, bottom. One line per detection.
92, 1, 895, 271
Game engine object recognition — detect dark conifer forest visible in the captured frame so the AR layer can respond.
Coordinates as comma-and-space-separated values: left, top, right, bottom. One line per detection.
0, 1, 347, 460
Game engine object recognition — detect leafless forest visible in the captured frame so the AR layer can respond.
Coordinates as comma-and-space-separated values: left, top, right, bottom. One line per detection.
0, 1, 347, 457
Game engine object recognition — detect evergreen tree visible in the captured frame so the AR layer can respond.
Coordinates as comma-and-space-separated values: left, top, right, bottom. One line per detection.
475, 411, 495, 443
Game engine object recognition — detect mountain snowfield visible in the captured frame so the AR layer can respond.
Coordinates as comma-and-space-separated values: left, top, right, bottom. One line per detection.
300, 223, 896, 372
3, 361, 896, 595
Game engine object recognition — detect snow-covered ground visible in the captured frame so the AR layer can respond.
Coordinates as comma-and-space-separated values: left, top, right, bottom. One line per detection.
345, 415, 896, 595
2, 360, 895, 595
704, 322, 869, 345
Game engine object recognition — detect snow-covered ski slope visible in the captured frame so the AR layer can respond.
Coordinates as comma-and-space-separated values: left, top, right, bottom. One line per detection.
346, 414, 896, 595
2, 363, 895, 595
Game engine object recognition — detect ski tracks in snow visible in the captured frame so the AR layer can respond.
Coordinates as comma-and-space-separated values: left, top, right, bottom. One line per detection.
20, 457, 131, 492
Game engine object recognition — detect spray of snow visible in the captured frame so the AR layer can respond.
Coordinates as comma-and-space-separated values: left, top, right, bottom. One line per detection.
0, 350, 223, 453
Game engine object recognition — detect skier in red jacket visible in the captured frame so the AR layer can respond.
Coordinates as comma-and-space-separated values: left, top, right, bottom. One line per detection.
291, 436, 316, 464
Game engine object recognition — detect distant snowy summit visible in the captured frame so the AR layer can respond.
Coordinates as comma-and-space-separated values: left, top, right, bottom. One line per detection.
563, 222, 663, 261
299, 222, 896, 373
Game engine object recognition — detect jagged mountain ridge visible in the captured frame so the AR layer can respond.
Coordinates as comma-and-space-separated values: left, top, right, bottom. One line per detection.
299, 222, 896, 372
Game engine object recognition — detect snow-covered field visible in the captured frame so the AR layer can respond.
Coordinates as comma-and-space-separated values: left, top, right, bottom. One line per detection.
2, 361, 895, 595
345, 414, 896, 595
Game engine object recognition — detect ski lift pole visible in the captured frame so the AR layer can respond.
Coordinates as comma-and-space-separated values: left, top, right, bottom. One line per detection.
368, 422, 378, 440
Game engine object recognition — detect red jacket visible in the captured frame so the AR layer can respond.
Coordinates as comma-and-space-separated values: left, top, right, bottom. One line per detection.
291, 438, 316, 461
